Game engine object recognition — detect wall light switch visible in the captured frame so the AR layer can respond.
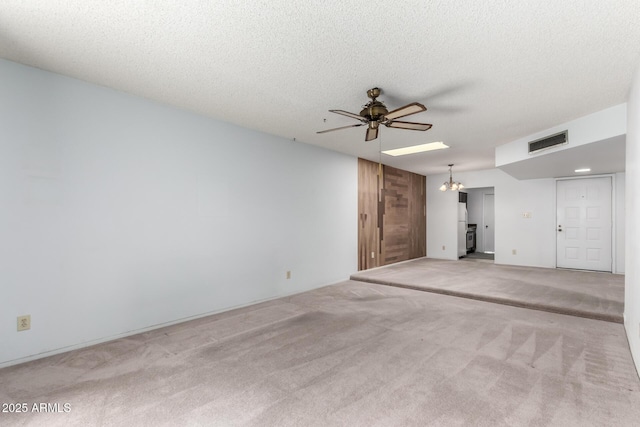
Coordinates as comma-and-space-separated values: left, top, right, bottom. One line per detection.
286, 271, 291, 279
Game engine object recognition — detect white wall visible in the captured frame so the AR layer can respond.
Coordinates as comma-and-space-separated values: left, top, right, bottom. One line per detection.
427, 168, 556, 267
0, 59, 358, 367
616, 172, 626, 274
496, 103, 627, 166
426, 183, 459, 260
625, 61, 640, 374
427, 168, 626, 270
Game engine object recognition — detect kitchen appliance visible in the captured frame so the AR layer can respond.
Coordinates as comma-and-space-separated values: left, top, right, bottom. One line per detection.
467, 224, 477, 253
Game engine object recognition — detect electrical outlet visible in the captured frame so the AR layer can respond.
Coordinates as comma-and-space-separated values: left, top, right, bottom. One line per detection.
371, 251, 375, 259
442, 245, 445, 250
512, 249, 517, 255
522, 212, 532, 219
286, 271, 291, 279
17, 315, 31, 331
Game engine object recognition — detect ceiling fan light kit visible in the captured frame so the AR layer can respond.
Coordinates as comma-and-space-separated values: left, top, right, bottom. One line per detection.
440, 164, 464, 192
318, 87, 433, 142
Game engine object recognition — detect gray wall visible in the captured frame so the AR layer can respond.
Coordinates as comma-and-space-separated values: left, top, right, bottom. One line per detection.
0, 59, 358, 367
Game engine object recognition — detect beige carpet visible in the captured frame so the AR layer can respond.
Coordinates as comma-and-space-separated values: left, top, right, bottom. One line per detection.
351, 258, 624, 323
1, 280, 638, 426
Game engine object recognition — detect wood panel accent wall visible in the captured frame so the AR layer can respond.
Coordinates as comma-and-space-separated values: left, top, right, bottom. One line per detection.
358, 158, 381, 270
408, 170, 427, 260
358, 159, 426, 270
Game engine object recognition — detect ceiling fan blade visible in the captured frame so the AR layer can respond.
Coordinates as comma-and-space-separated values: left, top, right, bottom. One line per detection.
386, 121, 433, 131
365, 126, 379, 141
317, 123, 365, 134
384, 102, 427, 120
329, 109, 366, 121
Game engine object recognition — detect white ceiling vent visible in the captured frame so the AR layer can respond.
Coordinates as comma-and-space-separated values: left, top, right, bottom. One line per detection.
528, 131, 568, 154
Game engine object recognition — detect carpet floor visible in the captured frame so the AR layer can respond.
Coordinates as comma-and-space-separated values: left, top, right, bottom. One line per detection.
350, 258, 624, 323
0, 280, 638, 426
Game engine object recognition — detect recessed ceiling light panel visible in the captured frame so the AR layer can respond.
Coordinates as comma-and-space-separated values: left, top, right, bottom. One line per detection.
382, 142, 449, 156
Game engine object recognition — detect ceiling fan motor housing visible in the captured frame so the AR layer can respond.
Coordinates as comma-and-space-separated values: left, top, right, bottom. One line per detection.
360, 101, 388, 121
361, 87, 388, 121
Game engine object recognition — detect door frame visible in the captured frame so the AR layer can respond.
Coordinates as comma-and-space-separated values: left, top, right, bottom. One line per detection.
554, 174, 618, 273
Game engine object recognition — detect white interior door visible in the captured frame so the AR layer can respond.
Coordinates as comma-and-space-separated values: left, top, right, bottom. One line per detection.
483, 194, 495, 253
556, 177, 612, 272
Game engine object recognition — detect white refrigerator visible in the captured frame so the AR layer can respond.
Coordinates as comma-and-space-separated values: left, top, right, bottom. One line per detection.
457, 202, 467, 258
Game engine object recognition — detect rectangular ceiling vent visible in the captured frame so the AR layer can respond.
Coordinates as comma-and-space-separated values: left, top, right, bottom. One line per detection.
528, 130, 568, 154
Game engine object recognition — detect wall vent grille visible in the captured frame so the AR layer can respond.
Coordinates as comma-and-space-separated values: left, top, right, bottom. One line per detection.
528, 130, 568, 154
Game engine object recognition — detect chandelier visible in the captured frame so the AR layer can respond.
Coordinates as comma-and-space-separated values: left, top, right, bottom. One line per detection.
439, 164, 464, 192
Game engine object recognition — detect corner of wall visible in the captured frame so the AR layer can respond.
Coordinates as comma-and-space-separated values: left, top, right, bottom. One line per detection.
624, 59, 640, 375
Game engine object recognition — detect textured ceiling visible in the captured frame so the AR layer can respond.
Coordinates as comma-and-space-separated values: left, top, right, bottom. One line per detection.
1, 1, 640, 175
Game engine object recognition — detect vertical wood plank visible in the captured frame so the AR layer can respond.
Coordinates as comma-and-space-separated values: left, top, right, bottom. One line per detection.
409, 172, 426, 259
358, 158, 379, 270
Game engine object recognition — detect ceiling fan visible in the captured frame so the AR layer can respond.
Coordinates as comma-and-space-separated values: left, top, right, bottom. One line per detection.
317, 87, 432, 141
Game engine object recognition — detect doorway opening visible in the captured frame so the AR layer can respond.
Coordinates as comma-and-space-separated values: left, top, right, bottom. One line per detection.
463, 187, 495, 262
